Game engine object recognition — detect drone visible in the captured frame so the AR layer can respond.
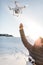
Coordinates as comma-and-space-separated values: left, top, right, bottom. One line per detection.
8, 1, 28, 16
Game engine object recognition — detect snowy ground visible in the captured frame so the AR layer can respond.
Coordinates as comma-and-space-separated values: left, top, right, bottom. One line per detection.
0, 52, 33, 65
0, 37, 34, 65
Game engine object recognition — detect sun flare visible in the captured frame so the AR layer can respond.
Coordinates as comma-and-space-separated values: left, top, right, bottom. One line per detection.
19, 14, 43, 41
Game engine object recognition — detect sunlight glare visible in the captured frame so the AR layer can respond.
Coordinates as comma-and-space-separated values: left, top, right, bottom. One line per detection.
19, 14, 43, 41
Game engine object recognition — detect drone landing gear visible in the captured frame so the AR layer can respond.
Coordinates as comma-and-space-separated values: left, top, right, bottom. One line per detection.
13, 13, 19, 17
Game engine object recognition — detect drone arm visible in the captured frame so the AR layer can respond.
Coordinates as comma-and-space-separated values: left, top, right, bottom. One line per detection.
8, 6, 15, 11
19, 6, 26, 10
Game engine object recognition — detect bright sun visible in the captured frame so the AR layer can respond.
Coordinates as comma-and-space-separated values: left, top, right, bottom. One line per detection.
19, 14, 43, 41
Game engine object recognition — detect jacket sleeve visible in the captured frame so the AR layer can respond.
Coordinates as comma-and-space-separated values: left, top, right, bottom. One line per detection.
19, 29, 32, 51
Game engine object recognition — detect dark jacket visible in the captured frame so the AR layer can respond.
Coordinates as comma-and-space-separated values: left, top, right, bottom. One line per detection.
19, 29, 43, 65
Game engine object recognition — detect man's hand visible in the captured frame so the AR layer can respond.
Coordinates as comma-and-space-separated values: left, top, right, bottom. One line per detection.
19, 23, 23, 30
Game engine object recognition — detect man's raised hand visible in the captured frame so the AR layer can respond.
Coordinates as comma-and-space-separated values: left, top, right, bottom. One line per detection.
19, 23, 23, 30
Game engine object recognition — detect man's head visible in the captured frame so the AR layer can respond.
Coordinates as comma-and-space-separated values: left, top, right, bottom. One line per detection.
34, 37, 43, 47
39, 37, 43, 43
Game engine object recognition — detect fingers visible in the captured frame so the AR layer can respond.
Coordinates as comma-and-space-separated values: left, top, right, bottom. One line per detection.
19, 23, 23, 30
19, 23, 23, 28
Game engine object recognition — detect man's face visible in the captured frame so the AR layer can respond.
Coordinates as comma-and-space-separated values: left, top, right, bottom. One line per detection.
41, 38, 43, 43
34, 37, 43, 47
40, 38, 43, 46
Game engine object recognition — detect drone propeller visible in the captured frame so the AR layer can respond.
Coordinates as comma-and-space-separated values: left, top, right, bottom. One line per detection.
14, 1, 22, 7
15, 1, 17, 4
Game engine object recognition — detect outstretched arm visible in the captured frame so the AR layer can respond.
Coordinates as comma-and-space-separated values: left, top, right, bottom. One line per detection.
19, 23, 32, 51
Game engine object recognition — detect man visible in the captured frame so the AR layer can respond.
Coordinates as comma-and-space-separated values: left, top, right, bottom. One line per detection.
19, 23, 43, 65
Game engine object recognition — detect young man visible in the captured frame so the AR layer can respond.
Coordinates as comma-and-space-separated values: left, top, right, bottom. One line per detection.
19, 23, 43, 65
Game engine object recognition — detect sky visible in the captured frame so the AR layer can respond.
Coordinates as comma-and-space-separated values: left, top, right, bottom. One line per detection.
0, 0, 43, 40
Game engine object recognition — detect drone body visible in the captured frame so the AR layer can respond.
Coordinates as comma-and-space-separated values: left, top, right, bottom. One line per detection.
8, 1, 27, 16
